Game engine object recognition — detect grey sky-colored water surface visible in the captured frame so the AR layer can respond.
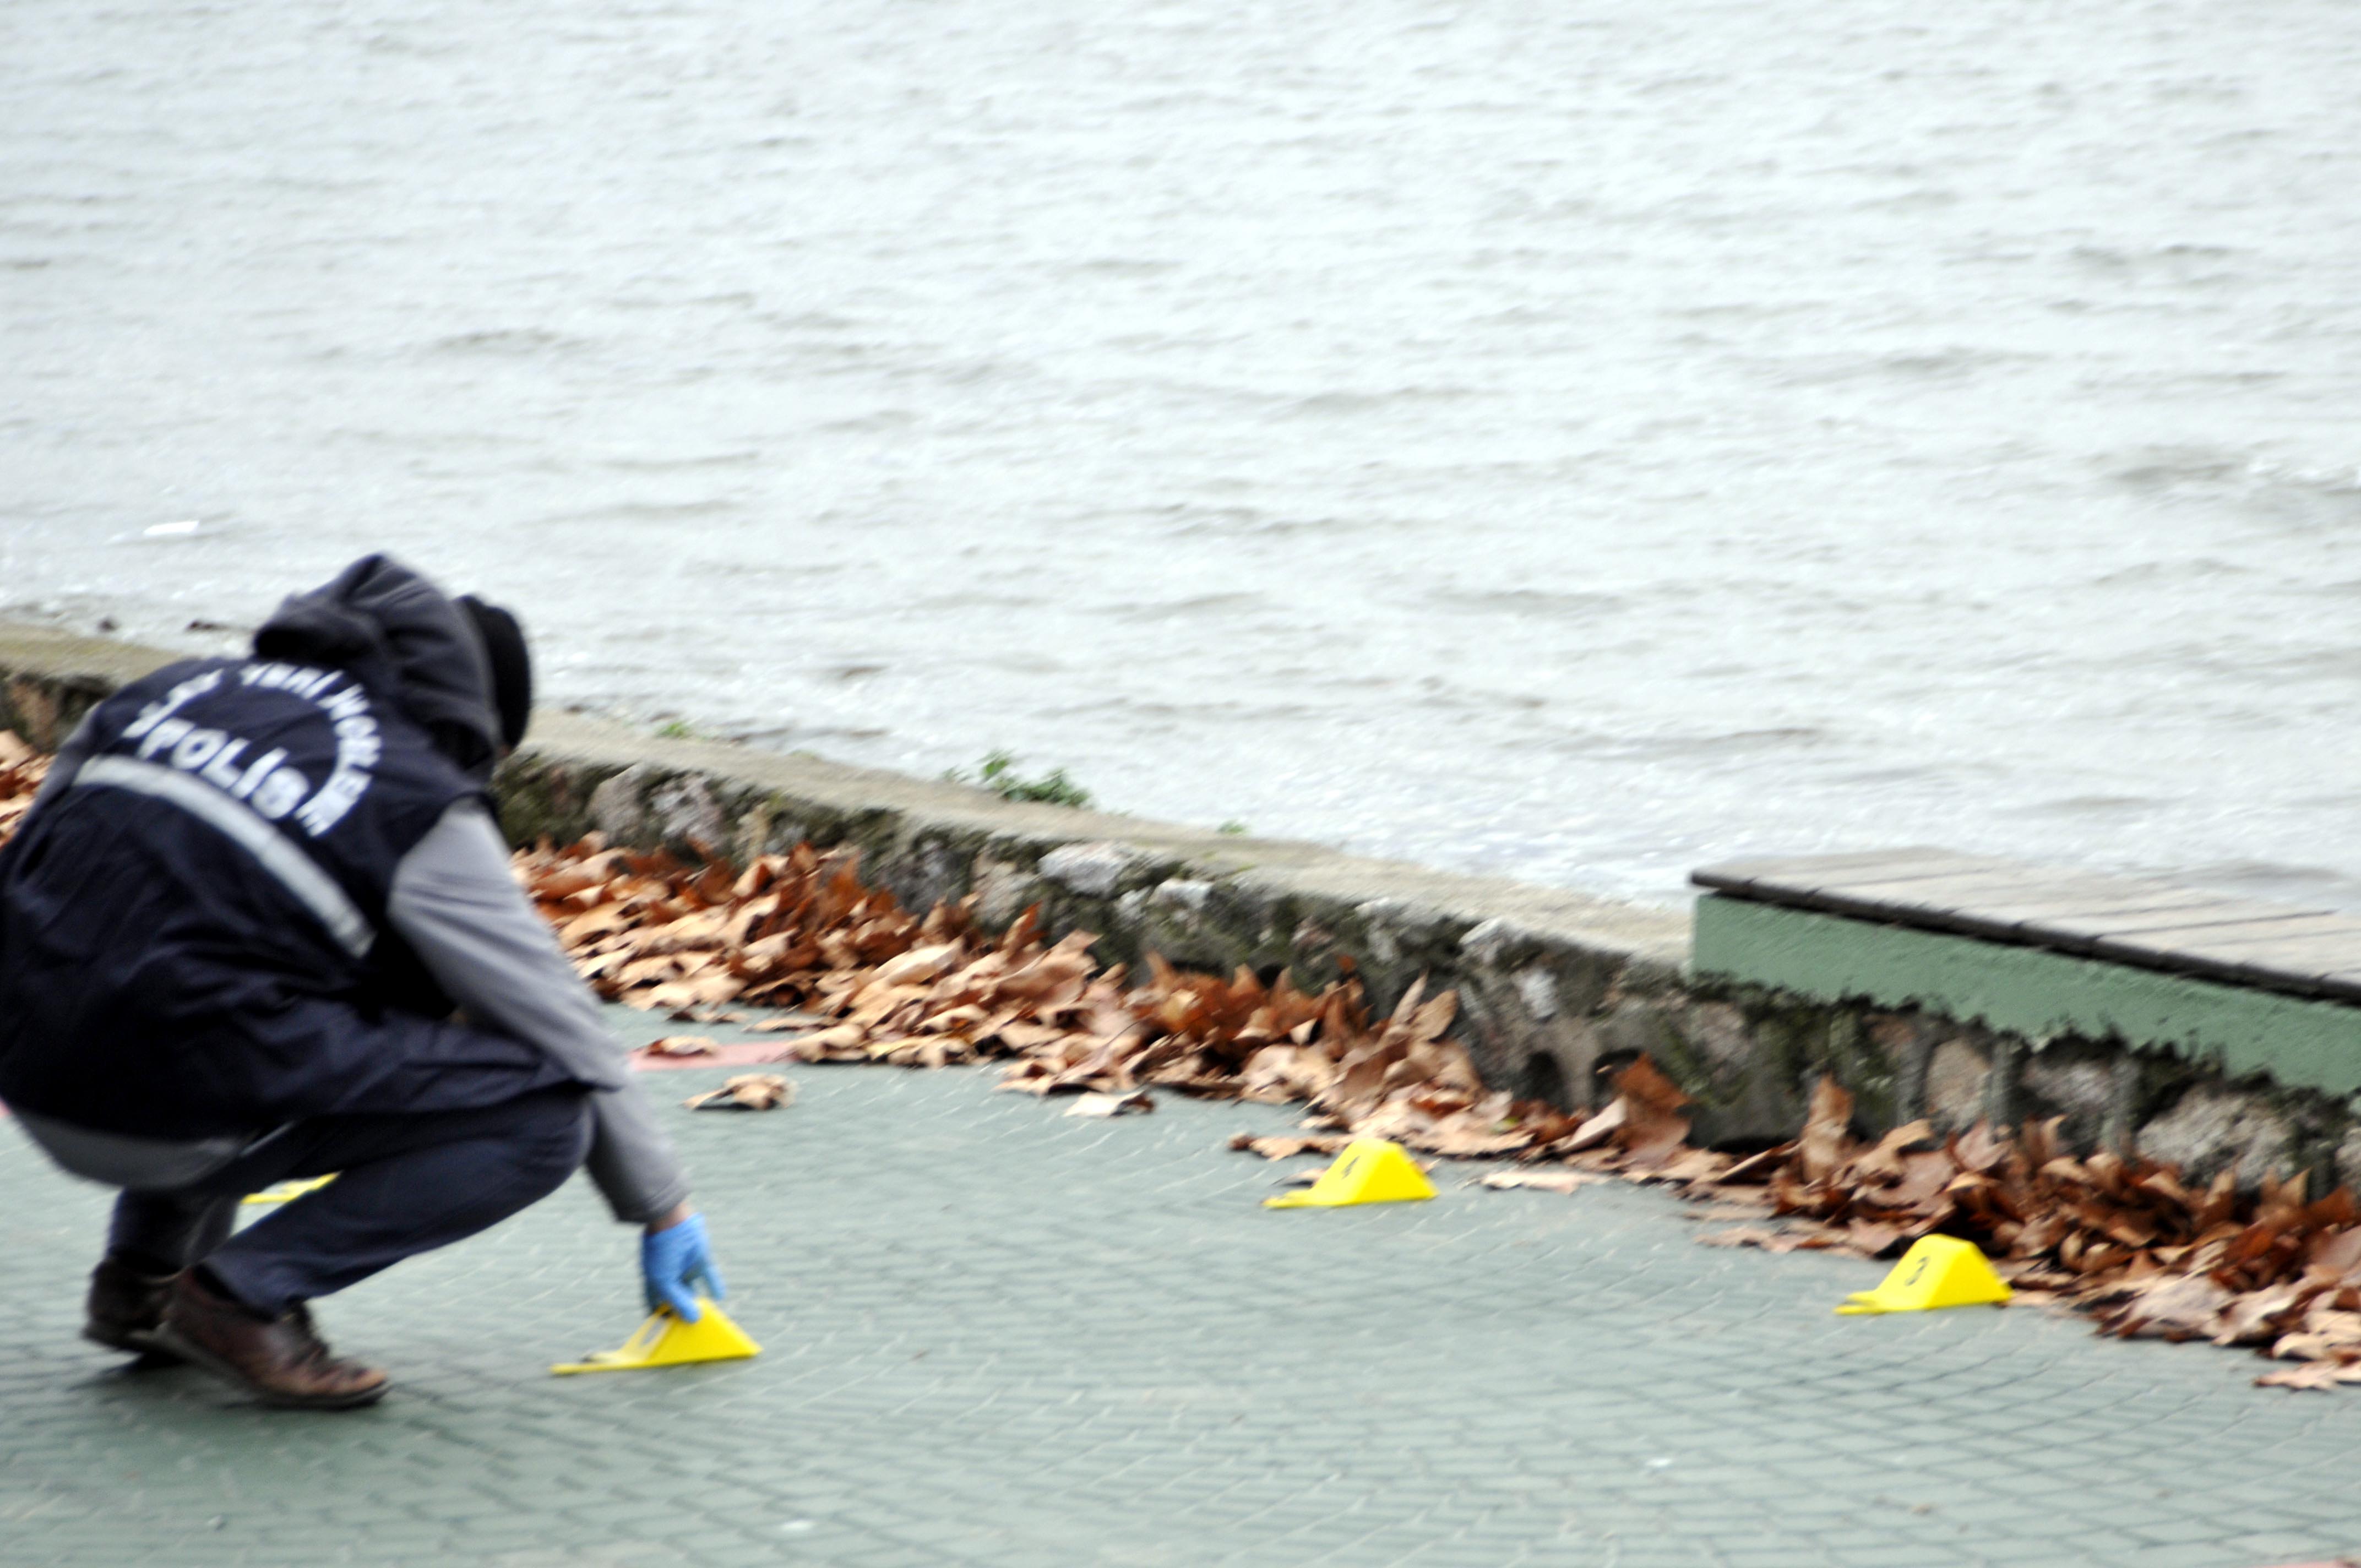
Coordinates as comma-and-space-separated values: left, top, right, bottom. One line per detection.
6, 0, 2361, 910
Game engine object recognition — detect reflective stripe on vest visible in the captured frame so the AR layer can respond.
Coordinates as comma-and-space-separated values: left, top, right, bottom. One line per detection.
73, 755, 376, 959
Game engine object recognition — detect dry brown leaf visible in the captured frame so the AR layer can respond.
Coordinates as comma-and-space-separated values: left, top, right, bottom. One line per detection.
2256, 1360, 2361, 1390
1798, 1076, 1854, 1185
1849, 1120, 1935, 1185
1688, 1201, 1776, 1221
1952, 1120, 2010, 1174
1884, 1150, 1960, 1212
747, 1011, 826, 1033
2272, 1310, 2361, 1362
2212, 1282, 2308, 1347
1711, 1144, 1796, 1187
683, 1074, 796, 1111
2307, 1228, 2361, 1277
1845, 1219, 1910, 1257
1648, 1148, 1734, 1184
1476, 1170, 1599, 1195
1615, 1072, 1693, 1169
1064, 1090, 1155, 1118
2104, 1275, 2232, 1342
1558, 1100, 1626, 1154
1227, 1133, 1350, 1161
1413, 1110, 1533, 1159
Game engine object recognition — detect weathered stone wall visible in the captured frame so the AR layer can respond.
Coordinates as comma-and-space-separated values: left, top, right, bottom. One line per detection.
5, 620, 2353, 1189
495, 712, 1696, 1118
1666, 979, 2360, 1191
0, 624, 173, 751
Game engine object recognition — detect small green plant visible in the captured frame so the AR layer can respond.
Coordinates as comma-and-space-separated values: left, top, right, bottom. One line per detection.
1217, 820, 1249, 836
951, 749, 1094, 809
655, 718, 698, 739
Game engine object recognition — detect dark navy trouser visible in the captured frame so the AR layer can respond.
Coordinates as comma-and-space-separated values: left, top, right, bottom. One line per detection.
107, 1085, 594, 1317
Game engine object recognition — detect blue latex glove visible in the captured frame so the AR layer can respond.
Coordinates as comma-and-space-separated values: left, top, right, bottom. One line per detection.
640, 1212, 726, 1322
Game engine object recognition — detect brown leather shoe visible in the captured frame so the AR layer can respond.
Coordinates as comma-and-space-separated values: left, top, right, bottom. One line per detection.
83, 1255, 177, 1356
151, 1272, 389, 1409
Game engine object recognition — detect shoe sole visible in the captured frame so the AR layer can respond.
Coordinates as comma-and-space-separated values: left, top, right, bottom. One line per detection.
83, 1325, 186, 1372
149, 1325, 390, 1411
82, 1322, 182, 1360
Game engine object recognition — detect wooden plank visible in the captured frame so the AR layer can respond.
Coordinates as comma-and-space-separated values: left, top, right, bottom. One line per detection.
1789, 869, 2254, 947
1798, 868, 2128, 925
1797, 869, 2015, 903
2021, 897, 2327, 940
1945, 892, 2237, 947
2054, 901, 2330, 943
2011, 895, 2266, 952
2090, 917, 2361, 994
1806, 867, 2161, 908
2091, 912, 2361, 956
1690, 847, 2361, 1004
2222, 955, 2361, 998
1699, 851, 2213, 923
1775, 858, 2042, 899
2139, 916, 2361, 955
2176, 931, 2361, 995
1690, 847, 1990, 897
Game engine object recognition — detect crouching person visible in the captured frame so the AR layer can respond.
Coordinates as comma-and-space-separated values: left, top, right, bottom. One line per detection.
0, 555, 724, 1408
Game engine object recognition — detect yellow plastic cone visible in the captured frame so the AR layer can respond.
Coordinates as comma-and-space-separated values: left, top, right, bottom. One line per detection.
550, 1300, 762, 1374
1263, 1138, 1437, 1210
241, 1174, 338, 1206
1835, 1235, 2012, 1315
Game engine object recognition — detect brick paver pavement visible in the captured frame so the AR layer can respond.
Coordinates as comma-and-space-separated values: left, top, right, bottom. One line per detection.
6, 1012, 2361, 1567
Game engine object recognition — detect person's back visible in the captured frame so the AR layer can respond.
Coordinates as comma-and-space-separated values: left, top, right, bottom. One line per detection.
0, 646, 485, 1137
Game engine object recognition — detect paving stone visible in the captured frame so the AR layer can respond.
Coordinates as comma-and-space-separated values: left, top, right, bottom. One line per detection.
7, 1025, 2361, 1565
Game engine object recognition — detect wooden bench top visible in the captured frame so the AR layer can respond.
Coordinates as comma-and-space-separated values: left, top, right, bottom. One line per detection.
1691, 847, 2361, 1006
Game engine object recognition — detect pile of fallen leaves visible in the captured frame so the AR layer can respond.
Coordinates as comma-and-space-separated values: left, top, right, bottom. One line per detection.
513, 833, 2361, 1389
1670, 1076, 2361, 1389
509, 837, 1562, 1155
0, 732, 48, 840
520, 839, 947, 1017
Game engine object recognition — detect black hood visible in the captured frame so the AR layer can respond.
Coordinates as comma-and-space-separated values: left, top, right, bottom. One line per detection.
252, 555, 503, 780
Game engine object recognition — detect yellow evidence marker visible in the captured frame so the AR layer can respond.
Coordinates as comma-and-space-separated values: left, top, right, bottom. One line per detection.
1836, 1235, 2012, 1315
1264, 1138, 1438, 1210
241, 1174, 338, 1206
550, 1300, 762, 1375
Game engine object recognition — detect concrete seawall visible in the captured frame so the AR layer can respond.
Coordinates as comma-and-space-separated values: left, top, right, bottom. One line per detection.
6, 620, 2355, 1188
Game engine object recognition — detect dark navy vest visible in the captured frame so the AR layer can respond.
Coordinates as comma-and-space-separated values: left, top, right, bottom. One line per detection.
0, 656, 484, 1136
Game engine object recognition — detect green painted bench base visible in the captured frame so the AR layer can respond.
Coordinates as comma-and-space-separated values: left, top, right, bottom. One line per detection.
1694, 894, 2361, 1101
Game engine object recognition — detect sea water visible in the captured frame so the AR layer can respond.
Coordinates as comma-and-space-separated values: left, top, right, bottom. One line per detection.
5, 0, 2359, 908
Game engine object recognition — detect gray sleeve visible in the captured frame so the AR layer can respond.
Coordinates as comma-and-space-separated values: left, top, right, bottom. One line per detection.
385, 801, 692, 1224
